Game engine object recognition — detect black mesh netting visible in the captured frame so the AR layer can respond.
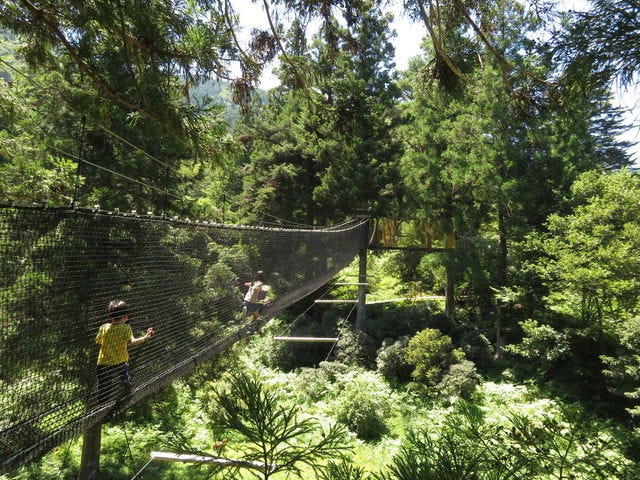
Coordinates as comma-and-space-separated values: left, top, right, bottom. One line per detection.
0, 205, 369, 473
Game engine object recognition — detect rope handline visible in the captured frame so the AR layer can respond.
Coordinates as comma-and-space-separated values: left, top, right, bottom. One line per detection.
0, 202, 369, 236
122, 424, 136, 471
94, 124, 179, 174
260, 213, 318, 228
129, 458, 153, 480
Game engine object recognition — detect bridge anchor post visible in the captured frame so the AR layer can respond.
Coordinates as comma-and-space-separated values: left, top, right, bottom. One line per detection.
77, 423, 102, 480
355, 248, 367, 331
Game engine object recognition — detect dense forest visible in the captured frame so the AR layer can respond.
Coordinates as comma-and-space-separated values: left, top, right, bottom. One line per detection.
1, 0, 640, 478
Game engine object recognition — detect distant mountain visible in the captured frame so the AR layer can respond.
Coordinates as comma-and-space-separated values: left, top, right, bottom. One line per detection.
0, 30, 21, 83
189, 79, 267, 125
189, 79, 240, 125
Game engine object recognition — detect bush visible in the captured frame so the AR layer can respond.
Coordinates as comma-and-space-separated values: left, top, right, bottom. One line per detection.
377, 401, 635, 480
405, 328, 463, 384
332, 370, 393, 441
363, 303, 433, 344
436, 360, 480, 399
320, 460, 369, 480
376, 336, 412, 382
293, 366, 333, 402
334, 329, 377, 369
458, 330, 494, 370
506, 319, 571, 364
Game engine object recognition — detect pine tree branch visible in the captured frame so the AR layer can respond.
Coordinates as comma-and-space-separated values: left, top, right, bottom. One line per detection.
416, 0, 471, 84
18, 0, 154, 118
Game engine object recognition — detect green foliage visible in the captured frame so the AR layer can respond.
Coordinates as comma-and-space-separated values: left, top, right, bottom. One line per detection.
319, 460, 370, 480
376, 336, 412, 383
260, 361, 398, 443
542, 170, 640, 327
405, 328, 464, 384
601, 316, 640, 418
0, 1, 245, 136
0, 154, 78, 205
376, 401, 634, 480
523, 170, 640, 410
202, 370, 352, 479
293, 364, 340, 402
436, 359, 480, 400
506, 319, 571, 364
334, 328, 377, 369
332, 370, 394, 441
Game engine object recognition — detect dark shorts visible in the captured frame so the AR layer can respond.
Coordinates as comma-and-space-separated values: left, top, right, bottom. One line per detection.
243, 300, 263, 313
95, 362, 130, 406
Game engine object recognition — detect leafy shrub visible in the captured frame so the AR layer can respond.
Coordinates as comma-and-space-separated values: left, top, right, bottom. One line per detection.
293, 366, 333, 402
436, 359, 480, 399
376, 336, 412, 382
317, 360, 352, 381
334, 328, 377, 369
363, 303, 433, 344
458, 330, 494, 370
320, 460, 369, 480
376, 401, 635, 480
332, 370, 393, 441
506, 319, 571, 363
405, 328, 463, 384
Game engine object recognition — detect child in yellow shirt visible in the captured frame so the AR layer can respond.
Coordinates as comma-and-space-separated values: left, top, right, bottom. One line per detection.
95, 300, 154, 405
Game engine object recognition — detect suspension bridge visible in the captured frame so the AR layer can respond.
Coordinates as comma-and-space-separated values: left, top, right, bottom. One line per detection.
0, 204, 370, 474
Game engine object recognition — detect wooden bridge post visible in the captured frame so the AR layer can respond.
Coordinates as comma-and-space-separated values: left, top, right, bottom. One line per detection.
355, 248, 367, 331
77, 423, 102, 480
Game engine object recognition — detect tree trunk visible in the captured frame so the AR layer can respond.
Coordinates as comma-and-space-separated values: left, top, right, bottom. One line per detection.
355, 248, 367, 331
495, 304, 504, 359
494, 207, 508, 358
445, 268, 455, 320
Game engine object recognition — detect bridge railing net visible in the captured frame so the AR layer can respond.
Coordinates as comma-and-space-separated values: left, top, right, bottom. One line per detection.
0, 205, 369, 474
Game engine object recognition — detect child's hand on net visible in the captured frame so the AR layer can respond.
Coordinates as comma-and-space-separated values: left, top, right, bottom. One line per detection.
146, 328, 155, 338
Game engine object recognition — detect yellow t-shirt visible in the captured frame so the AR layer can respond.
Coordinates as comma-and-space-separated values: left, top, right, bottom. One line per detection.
96, 323, 134, 366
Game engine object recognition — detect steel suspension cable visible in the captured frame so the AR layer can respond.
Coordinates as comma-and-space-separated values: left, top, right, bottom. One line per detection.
323, 303, 357, 363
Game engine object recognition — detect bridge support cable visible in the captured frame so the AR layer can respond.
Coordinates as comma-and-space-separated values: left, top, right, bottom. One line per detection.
0, 204, 369, 474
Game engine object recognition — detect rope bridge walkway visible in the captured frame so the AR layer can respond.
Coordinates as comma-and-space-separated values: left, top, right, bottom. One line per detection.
0, 204, 369, 474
